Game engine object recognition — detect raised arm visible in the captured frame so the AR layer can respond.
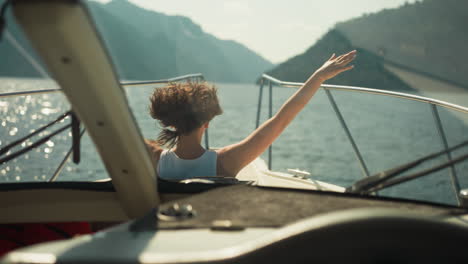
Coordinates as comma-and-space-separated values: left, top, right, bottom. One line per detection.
216, 50, 357, 177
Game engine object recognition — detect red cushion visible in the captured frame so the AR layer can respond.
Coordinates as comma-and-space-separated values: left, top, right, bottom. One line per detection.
0, 222, 92, 257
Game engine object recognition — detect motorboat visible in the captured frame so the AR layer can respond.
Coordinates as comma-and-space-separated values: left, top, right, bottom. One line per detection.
1, 0, 468, 263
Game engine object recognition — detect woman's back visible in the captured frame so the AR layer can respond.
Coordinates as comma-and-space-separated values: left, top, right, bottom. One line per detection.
158, 149, 217, 180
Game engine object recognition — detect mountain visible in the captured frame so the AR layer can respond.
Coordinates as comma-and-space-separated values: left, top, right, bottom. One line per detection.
0, 12, 45, 78
0, 0, 273, 83
266, 29, 412, 91
335, 0, 468, 88
267, 0, 468, 91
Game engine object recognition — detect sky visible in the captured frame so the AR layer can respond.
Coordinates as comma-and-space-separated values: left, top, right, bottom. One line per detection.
94, 0, 418, 64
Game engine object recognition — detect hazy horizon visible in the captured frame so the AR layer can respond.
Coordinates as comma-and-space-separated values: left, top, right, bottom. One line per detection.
92, 0, 420, 64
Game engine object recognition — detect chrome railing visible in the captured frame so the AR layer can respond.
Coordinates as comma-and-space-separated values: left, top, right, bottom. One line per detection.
257, 74, 467, 204
0, 73, 205, 182
0, 73, 205, 99
121, 73, 204, 87
261, 74, 468, 113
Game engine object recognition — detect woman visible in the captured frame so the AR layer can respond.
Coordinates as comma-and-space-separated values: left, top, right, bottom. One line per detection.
146, 50, 356, 179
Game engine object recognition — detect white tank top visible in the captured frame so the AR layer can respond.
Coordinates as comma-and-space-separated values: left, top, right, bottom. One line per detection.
157, 149, 217, 180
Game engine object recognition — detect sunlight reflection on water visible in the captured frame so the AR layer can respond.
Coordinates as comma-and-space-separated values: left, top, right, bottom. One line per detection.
0, 78, 108, 182
1, 79, 468, 206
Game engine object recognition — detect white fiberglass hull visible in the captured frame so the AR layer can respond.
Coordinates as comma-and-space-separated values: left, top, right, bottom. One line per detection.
237, 158, 345, 192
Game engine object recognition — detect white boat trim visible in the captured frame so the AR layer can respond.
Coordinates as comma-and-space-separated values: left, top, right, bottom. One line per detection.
236, 157, 344, 192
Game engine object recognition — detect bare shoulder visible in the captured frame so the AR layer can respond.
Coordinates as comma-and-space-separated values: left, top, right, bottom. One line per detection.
215, 143, 239, 159
144, 139, 163, 163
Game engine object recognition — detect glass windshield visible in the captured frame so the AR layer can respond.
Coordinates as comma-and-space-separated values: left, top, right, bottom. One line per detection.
0, 5, 109, 183
85, 0, 468, 206
3, 0, 466, 206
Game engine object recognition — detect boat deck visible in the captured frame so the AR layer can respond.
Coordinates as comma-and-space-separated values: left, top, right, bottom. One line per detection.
236, 158, 345, 192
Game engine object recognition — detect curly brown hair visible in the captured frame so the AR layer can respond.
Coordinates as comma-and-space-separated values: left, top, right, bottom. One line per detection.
149, 82, 223, 148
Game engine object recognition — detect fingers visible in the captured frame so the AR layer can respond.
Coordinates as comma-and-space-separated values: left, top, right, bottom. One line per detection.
319, 50, 356, 80
337, 50, 356, 65
338, 50, 356, 58
338, 65, 354, 74
329, 50, 356, 62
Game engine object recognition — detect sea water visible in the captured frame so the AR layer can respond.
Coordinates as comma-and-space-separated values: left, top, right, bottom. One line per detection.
1, 78, 468, 206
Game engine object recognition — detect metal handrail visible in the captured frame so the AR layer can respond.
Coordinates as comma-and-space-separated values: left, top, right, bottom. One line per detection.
121, 73, 205, 87
1, 73, 206, 181
324, 89, 370, 178
49, 128, 86, 182
431, 104, 461, 204
261, 74, 468, 114
0, 88, 61, 98
0, 73, 206, 98
258, 73, 465, 204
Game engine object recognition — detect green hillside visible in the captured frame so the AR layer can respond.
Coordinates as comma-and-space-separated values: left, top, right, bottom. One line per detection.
336, 0, 468, 88
267, 0, 467, 91
267, 30, 412, 91
0, 0, 274, 83
0, 12, 45, 78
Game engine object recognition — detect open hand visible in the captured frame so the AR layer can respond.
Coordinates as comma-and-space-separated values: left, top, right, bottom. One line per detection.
314, 50, 356, 82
